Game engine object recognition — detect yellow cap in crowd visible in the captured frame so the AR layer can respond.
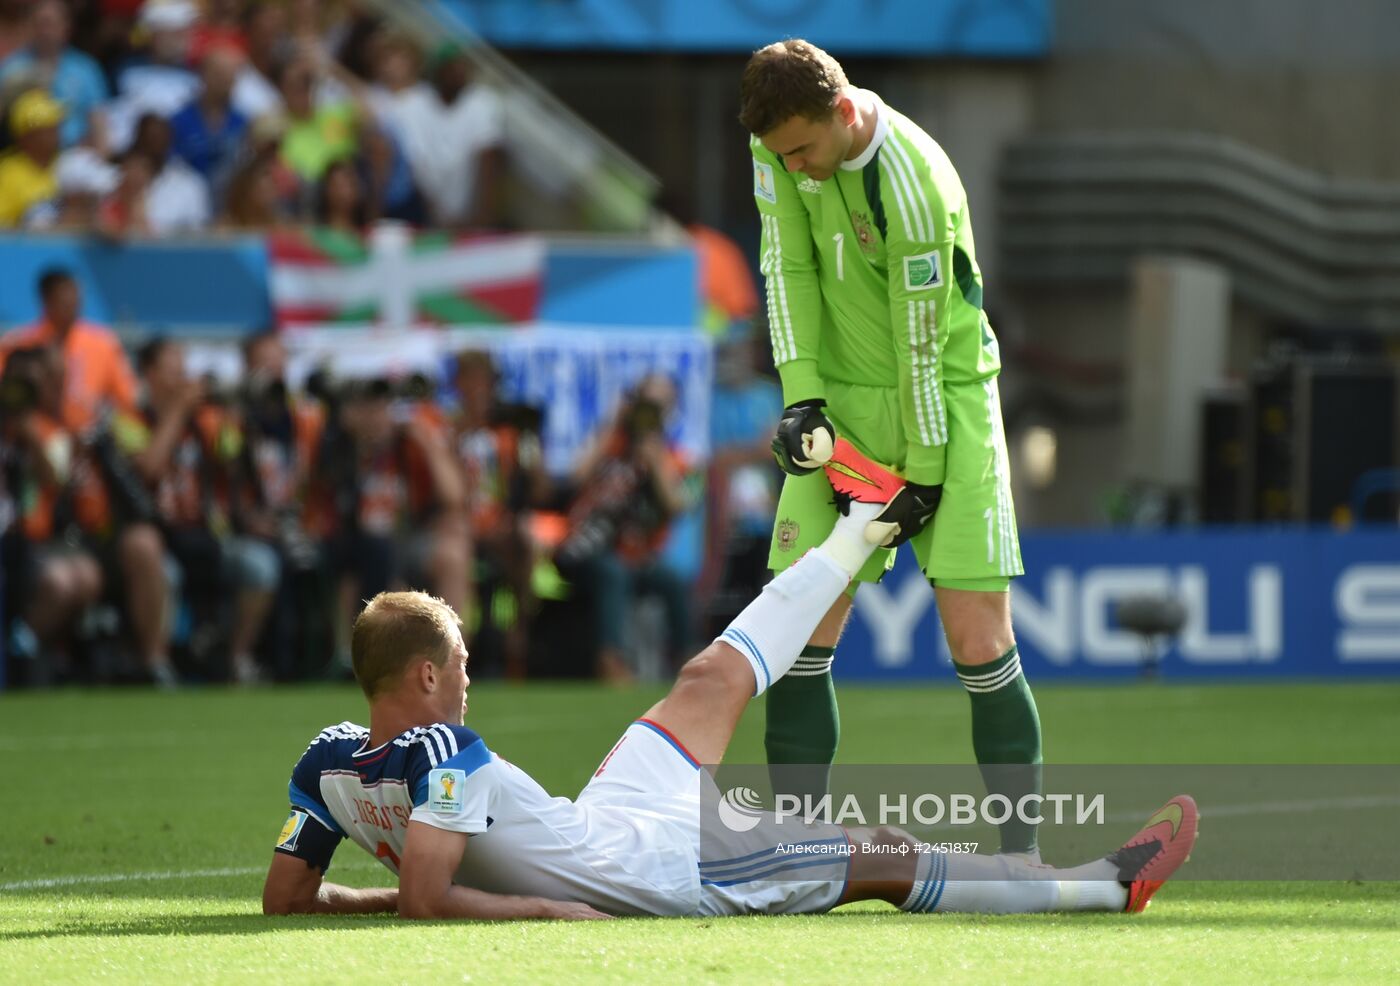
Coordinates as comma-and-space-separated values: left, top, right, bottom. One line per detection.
9, 89, 66, 138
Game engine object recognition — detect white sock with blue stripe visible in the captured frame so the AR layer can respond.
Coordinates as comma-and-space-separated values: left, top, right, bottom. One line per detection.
718, 548, 852, 696
901, 851, 1127, 913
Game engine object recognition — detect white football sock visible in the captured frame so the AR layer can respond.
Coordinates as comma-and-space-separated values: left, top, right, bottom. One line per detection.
900, 851, 1127, 913
718, 547, 850, 696
717, 501, 887, 695
819, 500, 886, 577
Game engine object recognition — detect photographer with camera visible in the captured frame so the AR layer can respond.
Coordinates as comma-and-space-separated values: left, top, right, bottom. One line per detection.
559, 373, 694, 683
0, 344, 104, 683
114, 338, 281, 686
448, 350, 550, 678
305, 372, 468, 664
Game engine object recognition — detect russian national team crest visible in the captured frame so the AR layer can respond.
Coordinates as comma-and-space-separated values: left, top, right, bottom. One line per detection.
276, 810, 308, 851
851, 211, 878, 257
753, 160, 777, 204
776, 519, 800, 552
428, 768, 467, 813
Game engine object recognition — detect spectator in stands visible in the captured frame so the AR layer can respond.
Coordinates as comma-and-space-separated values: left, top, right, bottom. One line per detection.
97, 147, 155, 236
449, 349, 550, 678
128, 110, 210, 234
230, 0, 286, 121
0, 0, 28, 64
371, 39, 505, 230
168, 44, 246, 205
0, 344, 104, 682
558, 374, 693, 682
27, 145, 119, 230
119, 337, 281, 685
221, 108, 300, 228
0, 88, 64, 228
276, 52, 356, 186
305, 375, 468, 662
313, 157, 364, 234
0, 268, 138, 432
106, 0, 201, 152
0, 0, 109, 150
189, 0, 245, 62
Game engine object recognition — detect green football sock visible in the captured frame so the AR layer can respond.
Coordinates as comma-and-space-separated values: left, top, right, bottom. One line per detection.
765, 646, 839, 806
954, 646, 1043, 854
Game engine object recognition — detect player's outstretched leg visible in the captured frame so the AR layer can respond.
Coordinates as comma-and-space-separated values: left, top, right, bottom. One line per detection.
766, 438, 907, 801
837, 794, 1198, 915
644, 447, 904, 766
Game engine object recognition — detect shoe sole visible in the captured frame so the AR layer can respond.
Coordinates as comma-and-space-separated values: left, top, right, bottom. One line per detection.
1123, 794, 1199, 913
823, 438, 905, 503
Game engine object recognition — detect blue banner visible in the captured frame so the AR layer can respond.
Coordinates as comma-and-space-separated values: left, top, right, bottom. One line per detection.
835, 529, 1400, 681
446, 0, 1052, 56
0, 235, 272, 336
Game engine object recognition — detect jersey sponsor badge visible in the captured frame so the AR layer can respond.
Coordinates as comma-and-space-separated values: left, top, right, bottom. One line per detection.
753, 160, 777, 204
277, 810, 308, 851
428, 768, 467, 813
797, 176, 823, 194
904, 251, 943, 291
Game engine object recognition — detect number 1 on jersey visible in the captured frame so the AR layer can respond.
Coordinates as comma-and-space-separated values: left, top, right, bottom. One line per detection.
833, 232, 845, 280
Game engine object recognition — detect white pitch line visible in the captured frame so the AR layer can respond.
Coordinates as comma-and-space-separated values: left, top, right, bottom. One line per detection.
0, 860, 381, 893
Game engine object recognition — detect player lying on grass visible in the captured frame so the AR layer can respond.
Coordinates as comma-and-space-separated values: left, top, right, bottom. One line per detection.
262, 441, 1197, 920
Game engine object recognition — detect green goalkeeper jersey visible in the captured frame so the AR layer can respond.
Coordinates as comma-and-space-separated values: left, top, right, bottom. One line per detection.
751, 94, 1001, 488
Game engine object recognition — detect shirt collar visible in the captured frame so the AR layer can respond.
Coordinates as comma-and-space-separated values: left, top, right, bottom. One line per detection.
840, 92, 888, 172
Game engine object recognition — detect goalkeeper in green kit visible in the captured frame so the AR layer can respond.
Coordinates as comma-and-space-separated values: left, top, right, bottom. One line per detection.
740, 39, 1042, 859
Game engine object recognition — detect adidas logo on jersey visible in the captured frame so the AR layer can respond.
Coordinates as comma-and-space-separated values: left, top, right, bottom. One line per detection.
797, 177, 823, 194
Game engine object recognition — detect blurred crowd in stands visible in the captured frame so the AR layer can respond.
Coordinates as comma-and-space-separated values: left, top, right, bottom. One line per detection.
0, 267, 783, 688
0, 0, 786, 689
0, 0, 506, 234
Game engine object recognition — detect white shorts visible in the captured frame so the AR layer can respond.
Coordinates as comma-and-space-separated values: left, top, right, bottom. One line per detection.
580, 720, 849, 917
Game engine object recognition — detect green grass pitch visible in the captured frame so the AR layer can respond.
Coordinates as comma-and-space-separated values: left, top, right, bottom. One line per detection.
2, 681, 1398, 984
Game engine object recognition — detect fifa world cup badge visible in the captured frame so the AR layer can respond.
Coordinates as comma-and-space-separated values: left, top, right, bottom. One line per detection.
776, 519, 800, 552
428, 769, 467, 813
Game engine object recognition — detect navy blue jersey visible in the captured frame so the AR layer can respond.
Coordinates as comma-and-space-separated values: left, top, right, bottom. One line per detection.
274, 721, 489, 874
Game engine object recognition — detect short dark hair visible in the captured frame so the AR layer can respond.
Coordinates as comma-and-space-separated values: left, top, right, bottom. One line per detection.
36, 266, 74, 301
351, 591, 462, 699
738, 39, 849, 137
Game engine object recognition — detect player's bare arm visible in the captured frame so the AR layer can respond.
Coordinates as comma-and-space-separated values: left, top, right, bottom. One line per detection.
398, 821, 610, 921
261, 852, 397, 915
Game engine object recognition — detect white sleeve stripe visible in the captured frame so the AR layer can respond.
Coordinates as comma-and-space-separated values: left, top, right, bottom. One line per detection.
886, 155, 940, 446
906, 302, 931, 445
917, 300, 937, 444
760, 216, 785, 364
879, 152, 925, 243
435, 725, 459, 759
422, 731, 443, 766
885, 134, 937, 240
763, 214, 797, 365
923, 300, 948, 444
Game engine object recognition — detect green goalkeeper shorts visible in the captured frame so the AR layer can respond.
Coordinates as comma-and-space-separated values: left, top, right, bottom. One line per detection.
767, 376, 1023, 589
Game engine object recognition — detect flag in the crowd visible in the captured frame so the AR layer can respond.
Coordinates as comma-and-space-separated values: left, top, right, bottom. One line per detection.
268, 228, 546, 327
